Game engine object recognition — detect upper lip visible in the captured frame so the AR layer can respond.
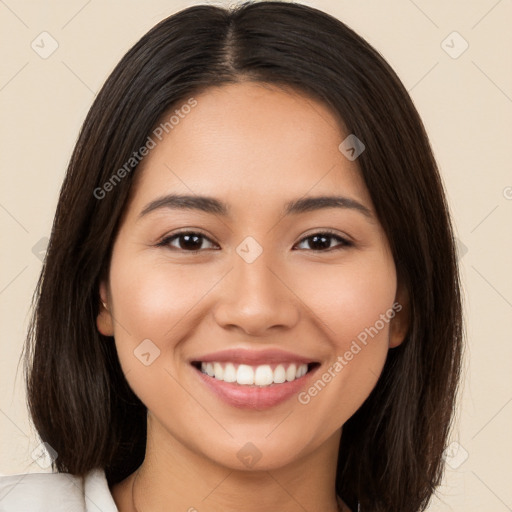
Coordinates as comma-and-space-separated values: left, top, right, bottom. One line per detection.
190, 348, 317, 366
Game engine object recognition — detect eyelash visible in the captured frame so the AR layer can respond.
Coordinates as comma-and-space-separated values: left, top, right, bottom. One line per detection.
155, 229, 353, 253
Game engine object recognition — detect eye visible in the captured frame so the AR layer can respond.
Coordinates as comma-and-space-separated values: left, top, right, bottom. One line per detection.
156, 231, 218, 252
294, 231, 353, 251
156, 230, 352, 253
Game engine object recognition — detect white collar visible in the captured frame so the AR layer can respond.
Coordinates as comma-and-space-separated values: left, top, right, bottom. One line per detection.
0, 468, 118, 511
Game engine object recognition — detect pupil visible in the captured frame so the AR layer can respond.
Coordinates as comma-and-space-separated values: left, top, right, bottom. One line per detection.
180, 234, 201, 250
310, 235, 330, 249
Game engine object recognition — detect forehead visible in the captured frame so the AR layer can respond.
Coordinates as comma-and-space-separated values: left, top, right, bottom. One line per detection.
127, 81, 373, 217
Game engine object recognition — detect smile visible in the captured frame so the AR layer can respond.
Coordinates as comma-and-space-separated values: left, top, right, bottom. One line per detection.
189, 349, 321, 409
194, 361, 312, 386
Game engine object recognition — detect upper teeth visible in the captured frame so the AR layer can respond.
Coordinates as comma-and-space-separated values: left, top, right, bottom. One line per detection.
200, 362, 308, 386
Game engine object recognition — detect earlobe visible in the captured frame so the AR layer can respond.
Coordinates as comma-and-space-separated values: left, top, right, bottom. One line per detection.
96, 281, 114, 336
389, 283, 410, 348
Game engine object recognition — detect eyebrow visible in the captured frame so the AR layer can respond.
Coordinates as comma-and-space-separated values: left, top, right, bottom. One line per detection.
138, 193, 373, 220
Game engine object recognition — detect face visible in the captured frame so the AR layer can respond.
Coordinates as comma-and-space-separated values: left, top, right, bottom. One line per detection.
97, 81, 407, 471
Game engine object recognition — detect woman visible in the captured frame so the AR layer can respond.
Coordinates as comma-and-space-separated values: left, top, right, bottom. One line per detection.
0, 1, 463, 511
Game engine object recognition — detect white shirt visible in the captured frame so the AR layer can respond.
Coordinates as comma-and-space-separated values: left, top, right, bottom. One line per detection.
0, 468, 118, 511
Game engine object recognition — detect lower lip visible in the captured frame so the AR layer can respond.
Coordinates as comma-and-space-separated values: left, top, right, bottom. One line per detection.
192, 364, 319, 410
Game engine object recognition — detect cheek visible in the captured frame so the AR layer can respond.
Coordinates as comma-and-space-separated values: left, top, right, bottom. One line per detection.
297, 253, 397, 347
110, 255, 216, 340
107, 249, 227, 390
292, 253, 396, 422
106, 254, 214, 411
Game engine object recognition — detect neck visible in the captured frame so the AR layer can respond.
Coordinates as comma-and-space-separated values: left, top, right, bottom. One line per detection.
120, 414, 344, 512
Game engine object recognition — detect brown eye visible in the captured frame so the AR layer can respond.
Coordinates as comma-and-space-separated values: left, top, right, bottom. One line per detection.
294, 232, 352, 251
157, 232, 218, 252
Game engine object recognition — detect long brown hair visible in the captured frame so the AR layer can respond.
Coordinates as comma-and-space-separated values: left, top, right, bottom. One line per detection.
22, 2, 463, 511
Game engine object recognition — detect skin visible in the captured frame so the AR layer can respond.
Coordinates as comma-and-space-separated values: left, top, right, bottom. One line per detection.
97, 81, 409, 512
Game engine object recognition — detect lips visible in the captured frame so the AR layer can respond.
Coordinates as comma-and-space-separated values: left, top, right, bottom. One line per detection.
191, 348, 315, 366
189, 348, 320, 409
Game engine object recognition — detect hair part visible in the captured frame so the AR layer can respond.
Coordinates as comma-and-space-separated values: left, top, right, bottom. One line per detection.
23, 2, 463, 511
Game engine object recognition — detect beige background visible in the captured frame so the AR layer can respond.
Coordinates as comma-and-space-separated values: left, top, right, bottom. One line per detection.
1, 0, 511, 510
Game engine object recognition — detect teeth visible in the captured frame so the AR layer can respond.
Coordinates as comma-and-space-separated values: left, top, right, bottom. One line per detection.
286, 363, 297, 382
223, 363, 236, 383
236, 364, 254, 385
273, 364, 286, 384
254, 365, 273, 386
213, 362, 224, 380
205, 362, 214, 377
198, 361, 309, 386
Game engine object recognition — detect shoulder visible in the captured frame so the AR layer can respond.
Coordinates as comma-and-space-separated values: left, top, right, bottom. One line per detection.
0, 468, 118, 512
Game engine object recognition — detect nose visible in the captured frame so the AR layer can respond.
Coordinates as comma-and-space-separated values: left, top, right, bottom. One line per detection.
212, 249, 300, 337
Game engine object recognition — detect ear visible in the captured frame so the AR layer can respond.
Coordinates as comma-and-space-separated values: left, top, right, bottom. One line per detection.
96, 280, 114, 336
389, 281, 410, 348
